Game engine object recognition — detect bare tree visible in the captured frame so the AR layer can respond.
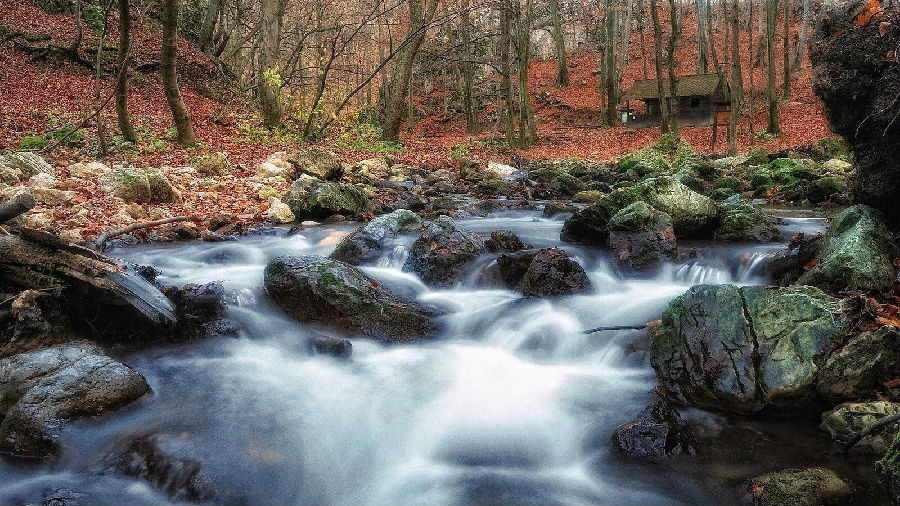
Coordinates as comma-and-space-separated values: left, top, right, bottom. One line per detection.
791, 0, 809, 70
666, 0, 679, 135
160, 0, 197, 144
765, 0, 780, 134
649, 0, 669, 133
116, 0, 138, 142
258, 0, 284, 128
781, 0, 791, 97
549, 0, 569, 86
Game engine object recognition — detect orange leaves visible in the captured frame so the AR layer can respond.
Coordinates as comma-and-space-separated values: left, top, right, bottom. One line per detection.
854, 0, 882, 26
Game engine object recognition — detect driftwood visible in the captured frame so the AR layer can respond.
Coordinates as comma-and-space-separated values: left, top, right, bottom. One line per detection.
841, 411, 900, 453
0, 231, 177, 334
582, 324, 647, 334
94, 216, 192, 250
0, 193, 35, 224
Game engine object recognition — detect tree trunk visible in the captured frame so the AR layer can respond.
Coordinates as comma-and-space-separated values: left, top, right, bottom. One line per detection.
258, 0, 283, 128
781, 0, 791, 97
791, 0, 809, 70
696, 0, 709, 74
198, 0, 220, 51
765, 0, 780, 134
550, 0, 569, 86
116, 0, 138, 143
666, 0, 679, 135
500, 0, 515, 144
649, 0, 669, 133
730, 0, 743, 104
602, 0, 618, 126
515, 0, 537, 146
382, 0, 438, 142
617, 0, 633, 83
637, 0, 649, 79
460, 0, 479, 131
160, 0, 197, 145
71, 0, 83, 55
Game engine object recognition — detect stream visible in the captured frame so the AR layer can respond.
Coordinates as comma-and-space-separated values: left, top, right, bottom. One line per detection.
0, 207, 888, 506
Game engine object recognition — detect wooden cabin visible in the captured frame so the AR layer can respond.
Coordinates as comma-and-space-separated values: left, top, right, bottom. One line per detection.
621, 74, 730, 128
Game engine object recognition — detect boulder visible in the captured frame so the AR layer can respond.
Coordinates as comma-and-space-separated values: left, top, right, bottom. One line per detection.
145, 168, 179, 203
111, 167, 151, 203
160, 282, 230, 340
714, 195, 781, 242
404, 216, 485, 287
264, 255, 442, 342
617, 134, 713, 178
543, 202, 578, 218
608, 201, 678, 272
798, 205, 898, 292
484, 229, 530, 253
821, 401, 900, 454
344, 157, 390, 184
330, 209, 422, 265
529, 167, 584, 199
255, 154, 292, 179
744, 468, 852, 506
0, 343, 150, 458
632, 176, 719, 237
649, 284, 848, 414
496, 249, 539, 289
611, 398, 698, 458
282, 177, 372, 220
0, 152, 53, 181
817, 326, 900, 403
878, 431, 900, 504
285, 147, 342, 180
807, 176, 846, 204
193, 151, 231, 176
515, 247, 590, 297
308, 334, 352, 358
112, 433, 220, 503
559, 191, 631, 245
267, 196, 295, 224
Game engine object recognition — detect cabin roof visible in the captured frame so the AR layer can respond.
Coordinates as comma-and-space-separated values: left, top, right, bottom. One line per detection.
622, 74, 725, 100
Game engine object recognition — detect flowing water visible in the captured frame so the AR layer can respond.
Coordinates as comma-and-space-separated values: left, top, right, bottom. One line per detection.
0, 208, 886, 506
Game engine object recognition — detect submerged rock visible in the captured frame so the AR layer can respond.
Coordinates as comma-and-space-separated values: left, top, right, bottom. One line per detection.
744, 468, 852, 506
499, 247, 590, 297
611, 398, 698, 458
484, 229, 530, 253
821, 401, 900, 454
714, 195, 780, 242
331, 209, 422, 265
264, 255, 442, 342
308, 334, 352, 358
649, 284, 848, 414
798, 205, 897, 293
112, 433, 220, 503
0, 343, 150, 458
282, 177, 371, 220
404, 216, 485, 287
817, 326, 900, 403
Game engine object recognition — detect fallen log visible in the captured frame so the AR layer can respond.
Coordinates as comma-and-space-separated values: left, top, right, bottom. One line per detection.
582, 324, 647, 334
0, 193, 35, 224
0, 231, 177, 340
94, 216, 192, 250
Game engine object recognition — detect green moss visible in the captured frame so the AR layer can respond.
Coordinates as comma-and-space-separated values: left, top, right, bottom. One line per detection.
807, 176, 846, 204
18, 135, 48, 149
474, 179, 512, 196
714, 176, 745, 193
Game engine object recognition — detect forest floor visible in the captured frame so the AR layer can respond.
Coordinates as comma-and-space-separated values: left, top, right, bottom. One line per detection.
0, 0, 835, 239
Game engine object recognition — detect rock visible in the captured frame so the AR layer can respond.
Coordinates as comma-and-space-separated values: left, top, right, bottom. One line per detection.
529, 167, 584, 198
617, 134, 713, 179
878, 431, 900, 504
161, 282, 228, 340
0, 343, 150, 458
67, 161, 109, 178
267, 196, 295, 224
822, 159, 852, 174
330, 209, 422, 265
496, 249, 539, 289
484, 229, 530, 253
649, 284, 848, 414
111, 166, 151, 203
817, 326, 900, 403
574, 190, 603, 203
0, 290, 70, 358
633, 176, 719, 238
344, 157, 390, 184
30, 188, 75, 205
514, 247, 590, 297
123, 203, 147, 220
255, 157, 292, 179
264, 255, 442, 342
809, 2, 900, 226
404, 215, 485, 287
28, 172, 56, 188
145, 168, 179, 203
286, 147, 342, 180
543, 202, 579, 217
821, 401, 900, 454
807, 176, 846, 204
283, 177, 371, 220
559, 191, 630, 245
798, 205, 898, 292
308, 334, 352, 358
608, 201, 678, 272
193, 151, 231, 176
0, 152, 53, 181
744, 468, 852, 506
611, 398, 698, 458
112, 433, 220, 503
714, 195, 781, 242
486, 161, 522, 179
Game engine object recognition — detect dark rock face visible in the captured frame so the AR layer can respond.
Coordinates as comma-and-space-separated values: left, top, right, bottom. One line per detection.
821, 401, 900, 454
511, 248, 590, 297
798, 205, 898, 293
611, 398, 698, 458
817, 326, 900, 403
162, 282, 231, 340
809, 1, 900, 227
878, 431, 900, 504
744, 468, 853, 506
0, 343, 150, 458
112, 434, 220, 503
607, 201, 678, 272
404, 216, 486, 287
0, 289, 70, 359
309, 334, 352, 358
330, 209, 422, 265
484, 229, 530, 253
649, 285, 848, 414
264, 255, 442, 343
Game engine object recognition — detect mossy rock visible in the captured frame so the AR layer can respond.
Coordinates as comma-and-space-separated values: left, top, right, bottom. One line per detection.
714, 195, 780, 242
798, 205, 898, 292
474, 178, 513, 197
573, 190, 603, 203
618, 134, 714, 179
714, 176, 745, 193
710, 187, 736, 201
403, 215, 485, 287
744, 468, 852, 506
810, 137, 850, 162
193, 152, 231, 176
112, 167, 151, 203
777, 180, 808, 203
878, 431, 900, 504
822, 401, 900, 454
330, 209, 422, 265
627, 176, 719, 238
672, 170, 705, 193
608, 201, 678, 272
530, 168, 584, 198
283, 177, 372, 219
807, 176, 846, 204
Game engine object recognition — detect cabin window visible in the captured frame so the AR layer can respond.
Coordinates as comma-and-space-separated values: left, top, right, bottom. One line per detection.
690, 97, 701, 108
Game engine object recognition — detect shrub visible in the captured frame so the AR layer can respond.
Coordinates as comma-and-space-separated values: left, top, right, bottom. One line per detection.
18, 135, 48, 149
